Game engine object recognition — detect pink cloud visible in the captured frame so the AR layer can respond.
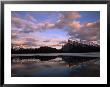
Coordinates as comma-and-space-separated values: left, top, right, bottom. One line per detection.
11, 12, 81, 33
11, 12, 100, 48
11, 16, 33, 28
55, 11, 81, 29
83, 21, 100, 29
65, 11, 81, 19
12, 40, 26, 46
45, 22, 55, 28
11, 32, 18, 39
49, 44, 62, 47
68, 21, 81, 29
11, 33, 67, 49
27, 15, 37, 22
12, 16, 57, 33
68, 21, 100, 42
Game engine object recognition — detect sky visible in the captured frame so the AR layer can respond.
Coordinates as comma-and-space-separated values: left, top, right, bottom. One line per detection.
11, 11, 100, 49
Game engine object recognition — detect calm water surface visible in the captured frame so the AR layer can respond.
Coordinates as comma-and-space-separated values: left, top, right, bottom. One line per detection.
11, 53, 100, 77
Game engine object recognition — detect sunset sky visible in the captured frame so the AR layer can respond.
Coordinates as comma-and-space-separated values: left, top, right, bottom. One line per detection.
11, 11, 100, 49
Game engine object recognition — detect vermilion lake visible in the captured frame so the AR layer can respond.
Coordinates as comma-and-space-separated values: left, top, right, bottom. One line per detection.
11, 52, 100, 77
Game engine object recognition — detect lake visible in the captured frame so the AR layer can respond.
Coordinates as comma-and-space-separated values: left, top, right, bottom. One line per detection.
11, 52, 100, 77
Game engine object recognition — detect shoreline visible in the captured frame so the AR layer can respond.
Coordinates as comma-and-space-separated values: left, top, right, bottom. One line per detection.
12, 52, 100, 57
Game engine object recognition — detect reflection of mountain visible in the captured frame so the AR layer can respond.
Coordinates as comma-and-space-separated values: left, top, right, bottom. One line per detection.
11, 40, 100, 54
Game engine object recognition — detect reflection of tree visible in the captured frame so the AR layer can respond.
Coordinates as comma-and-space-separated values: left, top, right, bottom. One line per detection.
12, 56, 56, 61
12, 55, 99, 68
11, 40, 100, 54
62, 56, 99, 67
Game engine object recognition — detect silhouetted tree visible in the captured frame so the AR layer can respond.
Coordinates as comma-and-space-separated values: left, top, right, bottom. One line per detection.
11, 40, 100, 54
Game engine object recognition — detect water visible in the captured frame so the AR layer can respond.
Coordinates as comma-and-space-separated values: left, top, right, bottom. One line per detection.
11, 53, 100, 77
12, 52, 100, 57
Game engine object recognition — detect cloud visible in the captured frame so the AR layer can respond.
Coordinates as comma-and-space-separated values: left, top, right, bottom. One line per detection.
58, 41, 67, 44
12, 16, 57, 34
11, 11, 100, 48
41, 38, 67, 49
45, 22, 55, 28
11, 30, 20, 39
42, 38, 67, 44
43, 40, 50, 42
11, 11, 81, 34
27, 15, 37, 22
11, 33, 18, 39
55, 12, 81, 29
83, 21, 100, 29
49, 44, 62, 47
68, 21, 81, 29
68, 21, 100, 42
11, 31, 67, 49
63, 11, 81, 19
80, 21, 100, 40
12, 40, 26, 46
11, 33, 39, 48
11, 16, 37, 31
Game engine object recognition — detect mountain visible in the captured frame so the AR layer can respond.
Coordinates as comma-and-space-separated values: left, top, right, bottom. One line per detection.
61, 40, 100, 53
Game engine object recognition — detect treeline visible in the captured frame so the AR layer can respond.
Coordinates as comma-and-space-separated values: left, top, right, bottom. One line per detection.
11, 46, 60, 54
11, 40, 100, 54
